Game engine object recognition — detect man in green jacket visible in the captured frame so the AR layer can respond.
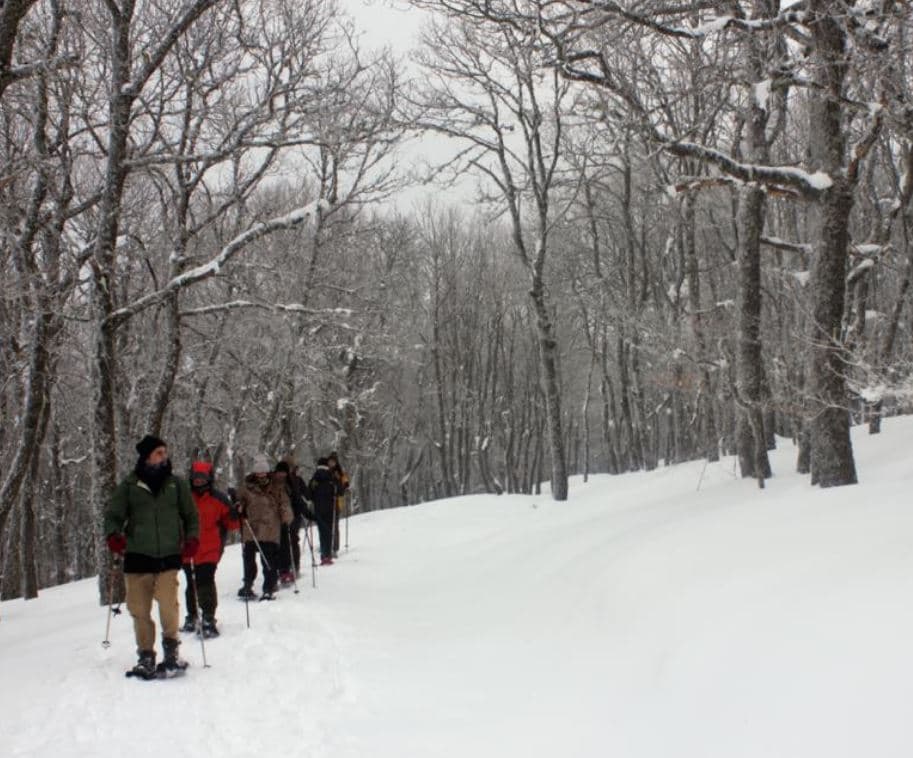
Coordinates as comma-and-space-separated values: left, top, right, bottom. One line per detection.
104, 434, 199, 679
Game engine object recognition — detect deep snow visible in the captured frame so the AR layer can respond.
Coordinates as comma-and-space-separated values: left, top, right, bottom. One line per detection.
2, 418, 913, 758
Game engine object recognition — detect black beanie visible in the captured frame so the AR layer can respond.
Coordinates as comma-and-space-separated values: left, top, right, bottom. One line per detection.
275, 461, 290, 474
136, 434, 167, 461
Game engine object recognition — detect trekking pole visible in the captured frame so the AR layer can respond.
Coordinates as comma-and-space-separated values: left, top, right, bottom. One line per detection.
188, 559, 210, 668
304, 520, 318, 589
102, 555, 122, 648
241, 516, 272, 570
344, 491, 349, 552
287, 524, 299, 594
333, 500, 340, 558
242, 546, 251, 629
237, 527, 252, 628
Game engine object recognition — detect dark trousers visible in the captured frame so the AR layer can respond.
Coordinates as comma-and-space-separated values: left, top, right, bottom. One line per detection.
302, 521, 318, 565
315, 506, 334, 559
277, 519, 302, 574
182, 562, 218, 619
242, 540, 279, 593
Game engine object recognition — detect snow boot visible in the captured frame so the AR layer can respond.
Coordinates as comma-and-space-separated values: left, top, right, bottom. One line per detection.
200, 617, 219, 638
320, 556, 333, 566
158, 638, 189, 677
237, 585, 257, 600
279, 570, 295, 587
127, 650, 157, 680
180, 614, 198, 633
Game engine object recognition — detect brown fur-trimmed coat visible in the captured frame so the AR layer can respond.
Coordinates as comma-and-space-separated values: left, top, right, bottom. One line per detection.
236, 474, 292, 544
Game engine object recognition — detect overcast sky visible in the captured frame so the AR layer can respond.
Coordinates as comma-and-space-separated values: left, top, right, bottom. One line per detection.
339, 0, 425, 55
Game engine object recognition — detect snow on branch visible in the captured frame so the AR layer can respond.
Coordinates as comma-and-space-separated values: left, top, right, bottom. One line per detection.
761, 236, 812, 255
663, 141, 832, 198
846, 257, 875, 285
2, 54, 79, 84
573, 1, 810, 39
847, 102, 885, 185
851, 243, 887, 257
108, 200, 328, 325
180, 301, 355, 320
683, 7, 810, 38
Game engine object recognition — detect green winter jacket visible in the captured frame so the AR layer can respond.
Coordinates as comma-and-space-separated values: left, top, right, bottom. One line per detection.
104, 473, 199, 558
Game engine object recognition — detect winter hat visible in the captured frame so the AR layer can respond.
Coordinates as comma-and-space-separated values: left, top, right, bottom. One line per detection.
190, 461, 213, 485
251, 454, 271, 474
274, 461, 290, 474
136, 434, 167, 461
317, 457, 329, 467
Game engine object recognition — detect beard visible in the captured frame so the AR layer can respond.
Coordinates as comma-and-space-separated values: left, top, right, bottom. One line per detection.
136, 457, 173, 495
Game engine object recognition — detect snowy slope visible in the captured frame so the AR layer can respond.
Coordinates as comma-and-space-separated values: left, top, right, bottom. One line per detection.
3, 418, 913, 758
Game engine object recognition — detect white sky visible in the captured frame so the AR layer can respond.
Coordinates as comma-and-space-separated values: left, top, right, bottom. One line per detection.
339, 0, 426, 55
338, 0, 484, 212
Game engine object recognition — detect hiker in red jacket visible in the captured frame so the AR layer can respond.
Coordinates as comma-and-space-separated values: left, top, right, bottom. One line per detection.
182, 460, 239, 637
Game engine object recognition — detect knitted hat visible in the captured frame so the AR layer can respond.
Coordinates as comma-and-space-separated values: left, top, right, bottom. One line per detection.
251, 454, 271, 474
190, 461, 213, 485
274, 461, 290, 474
136, 434, 166, 461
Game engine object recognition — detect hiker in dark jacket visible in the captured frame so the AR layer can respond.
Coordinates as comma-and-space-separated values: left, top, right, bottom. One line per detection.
104, 434, 199, 678
327, 451, 349, 557
308, 458, 339, 565
275, 457, 311, 583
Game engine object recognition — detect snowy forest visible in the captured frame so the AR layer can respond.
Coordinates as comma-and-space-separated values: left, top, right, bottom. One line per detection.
1, 0, 912, 602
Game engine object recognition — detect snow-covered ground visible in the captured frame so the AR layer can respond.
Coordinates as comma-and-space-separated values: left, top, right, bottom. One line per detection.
3, 418, 913, 758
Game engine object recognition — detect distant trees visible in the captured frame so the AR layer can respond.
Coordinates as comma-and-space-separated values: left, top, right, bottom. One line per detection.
408, 0, 913, 488
408, 4, 572, 499
2, 0, 913, 601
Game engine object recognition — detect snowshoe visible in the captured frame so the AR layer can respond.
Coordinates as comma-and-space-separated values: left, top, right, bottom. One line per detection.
200, 618, 219, 638
159, 639, 189, 678
237, 586, 257, 601
180, 614, 198, 633
156, 660, 188, 678
125, 650, 157, 680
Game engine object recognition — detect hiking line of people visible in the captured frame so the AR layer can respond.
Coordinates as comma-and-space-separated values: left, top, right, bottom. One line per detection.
103, 434, 351, 680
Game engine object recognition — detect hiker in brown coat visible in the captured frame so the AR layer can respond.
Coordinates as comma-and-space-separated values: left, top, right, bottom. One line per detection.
235, 454, 292, 600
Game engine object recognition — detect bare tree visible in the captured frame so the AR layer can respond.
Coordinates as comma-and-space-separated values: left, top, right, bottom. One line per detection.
409, 4, 571, 499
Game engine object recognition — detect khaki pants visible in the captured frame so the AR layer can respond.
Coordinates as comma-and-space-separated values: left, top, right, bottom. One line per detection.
125, 570, 180, 653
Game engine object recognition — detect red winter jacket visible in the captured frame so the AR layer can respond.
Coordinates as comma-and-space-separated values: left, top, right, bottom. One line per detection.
185, 462, 238, 565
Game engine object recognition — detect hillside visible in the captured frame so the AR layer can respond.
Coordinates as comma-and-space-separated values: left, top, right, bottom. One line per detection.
2, 418, 913, 758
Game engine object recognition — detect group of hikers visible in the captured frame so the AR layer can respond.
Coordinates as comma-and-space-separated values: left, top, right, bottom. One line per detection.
103, 434, 350, 679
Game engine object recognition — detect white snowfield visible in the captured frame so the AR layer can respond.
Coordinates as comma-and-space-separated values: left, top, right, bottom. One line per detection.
3, 417, 913, 758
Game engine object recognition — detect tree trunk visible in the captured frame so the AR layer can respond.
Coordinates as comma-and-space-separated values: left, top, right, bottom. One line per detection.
736, 185, 773, 481
146, 291, 182, 436
529, 274, 568, 501
806, 2, 858, 487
